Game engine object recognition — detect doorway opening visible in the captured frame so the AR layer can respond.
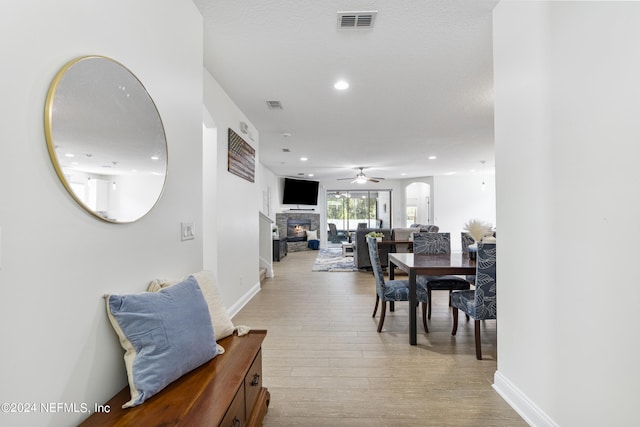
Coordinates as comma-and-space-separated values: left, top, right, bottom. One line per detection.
405, 182, 430, 227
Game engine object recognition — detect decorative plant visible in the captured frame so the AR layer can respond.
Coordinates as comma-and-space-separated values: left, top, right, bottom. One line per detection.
365, 231, 384, 239
463, 219, 492, 242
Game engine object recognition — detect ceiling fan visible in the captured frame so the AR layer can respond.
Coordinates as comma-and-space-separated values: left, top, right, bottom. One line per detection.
337, 167, 385, 184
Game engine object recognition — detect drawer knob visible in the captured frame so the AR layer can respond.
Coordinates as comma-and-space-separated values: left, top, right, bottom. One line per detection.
232, 416, 241, 427
251, 373, 260, 386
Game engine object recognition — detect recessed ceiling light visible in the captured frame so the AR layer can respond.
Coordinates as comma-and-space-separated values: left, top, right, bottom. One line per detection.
401, 173, 407, 176
308, 173, 314, 177
300, 157, 308, 161
334, 80, 349, 90
428, 156, 437, 160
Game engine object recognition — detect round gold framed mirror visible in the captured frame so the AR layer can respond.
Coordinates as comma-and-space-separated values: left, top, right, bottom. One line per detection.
44, 56, 168, 223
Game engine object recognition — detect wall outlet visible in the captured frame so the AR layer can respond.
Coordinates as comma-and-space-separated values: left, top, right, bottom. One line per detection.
181, 222, 195, 241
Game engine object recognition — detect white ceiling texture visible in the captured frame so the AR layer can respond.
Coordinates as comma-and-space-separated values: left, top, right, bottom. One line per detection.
194, 0, 498, 183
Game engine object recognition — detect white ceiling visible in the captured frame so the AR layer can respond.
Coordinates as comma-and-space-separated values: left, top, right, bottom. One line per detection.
194, 0, 498, 183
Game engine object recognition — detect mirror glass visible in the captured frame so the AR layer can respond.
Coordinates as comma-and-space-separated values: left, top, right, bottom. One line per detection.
44, 56, 167, 223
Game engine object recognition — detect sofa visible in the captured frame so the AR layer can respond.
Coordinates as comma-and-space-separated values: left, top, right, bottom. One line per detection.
353, 225, 440, 270
409, 223, 440, 233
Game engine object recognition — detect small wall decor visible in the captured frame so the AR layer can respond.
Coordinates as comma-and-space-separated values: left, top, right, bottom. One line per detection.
228, 128, 255, 182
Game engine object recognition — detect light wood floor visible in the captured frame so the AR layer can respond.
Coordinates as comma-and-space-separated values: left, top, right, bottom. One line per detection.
233, 250, 526, 426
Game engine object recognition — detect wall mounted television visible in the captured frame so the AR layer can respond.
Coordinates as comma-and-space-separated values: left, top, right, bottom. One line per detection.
282, 177, 319, 205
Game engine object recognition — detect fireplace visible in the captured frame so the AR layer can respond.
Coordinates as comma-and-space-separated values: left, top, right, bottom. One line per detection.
276, 212, 320, 252
287, 219, 311, 242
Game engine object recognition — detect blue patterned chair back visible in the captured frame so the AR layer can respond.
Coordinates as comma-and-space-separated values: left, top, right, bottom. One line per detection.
475, 242, 497, 320
366, 236, 386, 296
413, 232, 451, 255
461, 232, 475, 253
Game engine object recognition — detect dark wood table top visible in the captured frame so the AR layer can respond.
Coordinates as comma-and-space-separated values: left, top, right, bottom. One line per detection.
389, 252, 476, 276
388, 253, 476, 345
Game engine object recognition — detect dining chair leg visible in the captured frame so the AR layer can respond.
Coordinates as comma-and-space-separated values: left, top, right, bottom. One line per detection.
451, 307, 459, 335
377, 301, 387, 333
474, 320, 482, 360
427, 288, 432, 319
421, 303, 429, 333
372, 295, 380, 318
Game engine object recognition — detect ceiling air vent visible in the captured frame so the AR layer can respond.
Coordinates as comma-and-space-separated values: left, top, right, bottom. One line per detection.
337, 11, 377, 29
266, 100, 283, 110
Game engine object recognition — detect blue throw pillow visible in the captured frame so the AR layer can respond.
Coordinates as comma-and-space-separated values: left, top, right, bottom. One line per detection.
105, 275, 217, 407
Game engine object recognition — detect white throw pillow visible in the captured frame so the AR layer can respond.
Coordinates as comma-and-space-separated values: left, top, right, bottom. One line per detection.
147, 270, 235, 340
306, 229, 318, 240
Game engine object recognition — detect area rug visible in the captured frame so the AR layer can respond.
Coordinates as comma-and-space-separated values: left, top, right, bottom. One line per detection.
311, 248, 358, 272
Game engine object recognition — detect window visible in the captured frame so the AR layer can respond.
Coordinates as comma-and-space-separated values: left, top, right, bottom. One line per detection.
326, 190, 391, 241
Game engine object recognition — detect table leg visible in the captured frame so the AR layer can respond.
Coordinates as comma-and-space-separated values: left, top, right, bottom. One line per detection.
409, 270, 417, 345
389, 261, 396, 312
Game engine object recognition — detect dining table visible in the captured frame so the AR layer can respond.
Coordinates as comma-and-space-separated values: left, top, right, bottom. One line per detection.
388, 252, 476, 345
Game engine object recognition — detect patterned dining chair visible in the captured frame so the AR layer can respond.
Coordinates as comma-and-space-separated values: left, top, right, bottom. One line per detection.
414, 232, 471, 322
367, 237, 429, 333
461, 232, 477, 284
451, 242, 497, 359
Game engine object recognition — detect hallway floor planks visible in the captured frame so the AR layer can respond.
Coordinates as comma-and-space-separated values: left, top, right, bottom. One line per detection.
233, 250, 526, 426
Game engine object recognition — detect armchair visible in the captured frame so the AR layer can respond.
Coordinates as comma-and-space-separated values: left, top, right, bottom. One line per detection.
451, 242, 497, 359
328, 223, 341, 243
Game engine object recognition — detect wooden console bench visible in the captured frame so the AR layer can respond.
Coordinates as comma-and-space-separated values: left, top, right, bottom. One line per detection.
80, 330, 269, 426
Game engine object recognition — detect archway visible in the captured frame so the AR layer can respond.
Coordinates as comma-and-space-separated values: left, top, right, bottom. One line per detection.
405, 182, 430, 227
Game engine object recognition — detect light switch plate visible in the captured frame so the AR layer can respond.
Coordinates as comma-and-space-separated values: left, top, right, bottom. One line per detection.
181, 222, 195, 241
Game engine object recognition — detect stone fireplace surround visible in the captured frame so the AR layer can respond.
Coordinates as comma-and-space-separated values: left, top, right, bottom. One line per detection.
276, 212, 320, 252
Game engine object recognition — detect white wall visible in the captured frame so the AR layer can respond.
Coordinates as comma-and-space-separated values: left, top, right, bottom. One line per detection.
433, 174, 496, 251
202, 119, 218, 275
0, 1, 203, 426
258, 163, 280, 221
203, 70, 260, 315
493, 2, 640, 426
257, 164, 279, 277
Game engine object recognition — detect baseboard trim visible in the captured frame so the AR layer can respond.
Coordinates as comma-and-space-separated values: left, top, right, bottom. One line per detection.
493, 370, 557, 427
228, 281, 261, 319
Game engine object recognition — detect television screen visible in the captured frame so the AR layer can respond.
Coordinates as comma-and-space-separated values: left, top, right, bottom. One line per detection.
282, 177, 319, 205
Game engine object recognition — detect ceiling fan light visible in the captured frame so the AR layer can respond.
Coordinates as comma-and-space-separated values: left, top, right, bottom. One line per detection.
355, 176, 367, 184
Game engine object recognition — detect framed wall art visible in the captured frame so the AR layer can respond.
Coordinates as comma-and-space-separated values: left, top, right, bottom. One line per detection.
227, 128, 255, 183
